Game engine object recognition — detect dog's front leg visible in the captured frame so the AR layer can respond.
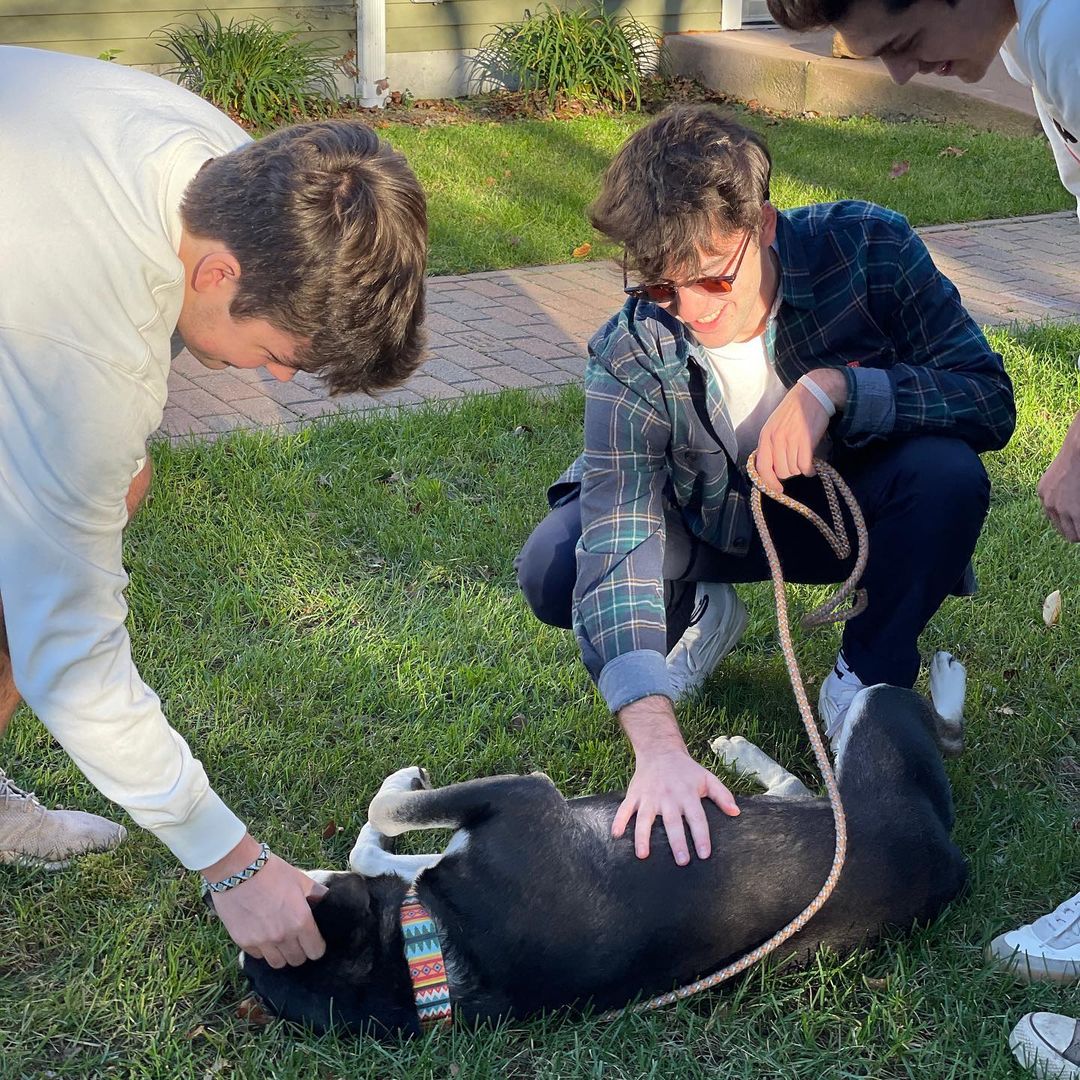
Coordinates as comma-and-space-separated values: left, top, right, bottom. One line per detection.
347, 767, 444, 881
348, 824, 444, 882
368, 770, 558, 838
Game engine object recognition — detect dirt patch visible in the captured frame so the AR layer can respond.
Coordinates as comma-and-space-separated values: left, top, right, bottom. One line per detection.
238, 76, 739, 134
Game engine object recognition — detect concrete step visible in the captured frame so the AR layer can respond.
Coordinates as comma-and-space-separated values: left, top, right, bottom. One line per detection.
665, 27, 1041, 136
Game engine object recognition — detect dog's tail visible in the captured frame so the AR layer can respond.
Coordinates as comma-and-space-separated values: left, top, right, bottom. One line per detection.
929, 651, 966, 757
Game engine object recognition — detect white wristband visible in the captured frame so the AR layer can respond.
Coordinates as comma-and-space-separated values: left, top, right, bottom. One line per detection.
798, 373, 837, 418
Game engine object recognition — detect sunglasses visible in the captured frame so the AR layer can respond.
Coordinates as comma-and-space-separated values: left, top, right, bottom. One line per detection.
623, 230, 754, 309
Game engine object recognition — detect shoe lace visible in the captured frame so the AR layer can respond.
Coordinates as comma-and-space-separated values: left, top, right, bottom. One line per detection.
1045, 893, 1080, 935
0, 770, 42, 807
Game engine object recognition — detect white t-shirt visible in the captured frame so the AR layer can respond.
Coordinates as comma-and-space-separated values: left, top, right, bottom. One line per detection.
1000, 0, 1080, 219
0, 46, 251, 870
701, 335, 787, 465
699, 289, 787, 465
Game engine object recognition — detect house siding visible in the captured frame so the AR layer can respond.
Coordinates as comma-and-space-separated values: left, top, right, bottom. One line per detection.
385, 0, 723, 54
2, 0, 726, 96
0, 2, 355, 67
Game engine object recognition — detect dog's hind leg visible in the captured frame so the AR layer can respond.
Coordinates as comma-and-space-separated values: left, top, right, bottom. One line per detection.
929, 651, 966, 758
710, 735, 814, 799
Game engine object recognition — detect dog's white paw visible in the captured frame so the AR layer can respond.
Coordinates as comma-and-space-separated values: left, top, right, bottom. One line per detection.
376, 766, 432, 796
710, 734, 749, 761
930, 651, 966, 723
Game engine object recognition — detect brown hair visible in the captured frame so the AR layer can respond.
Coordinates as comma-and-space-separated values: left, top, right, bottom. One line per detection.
767, 0, 951, 31
181, 120, 427, 395
588, 105, 772, 283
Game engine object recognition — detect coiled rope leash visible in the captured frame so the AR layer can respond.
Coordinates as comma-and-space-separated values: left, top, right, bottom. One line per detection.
599, 454, 869, 1022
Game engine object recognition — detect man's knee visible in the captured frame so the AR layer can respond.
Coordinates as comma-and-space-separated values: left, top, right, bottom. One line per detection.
125, 456, 153, 522
516, 502, 580, 630
890, 437, 990, 520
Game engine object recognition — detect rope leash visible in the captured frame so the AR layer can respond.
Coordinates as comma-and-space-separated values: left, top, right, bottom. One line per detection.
598, 455, 868, 1022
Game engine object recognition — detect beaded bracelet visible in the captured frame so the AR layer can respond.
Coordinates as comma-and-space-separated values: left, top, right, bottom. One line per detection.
201, 842, 271, 896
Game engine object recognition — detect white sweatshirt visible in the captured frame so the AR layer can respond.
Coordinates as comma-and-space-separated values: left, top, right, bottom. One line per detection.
1000, 0, 1080, 219
0, 46, 251, 869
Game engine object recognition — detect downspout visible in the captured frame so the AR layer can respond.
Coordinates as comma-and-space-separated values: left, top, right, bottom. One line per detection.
355, 0, 445, 107
356, 0, 389, 107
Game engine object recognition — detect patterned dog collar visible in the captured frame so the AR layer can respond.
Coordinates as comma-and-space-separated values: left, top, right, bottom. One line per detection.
400, 887, 452, 1030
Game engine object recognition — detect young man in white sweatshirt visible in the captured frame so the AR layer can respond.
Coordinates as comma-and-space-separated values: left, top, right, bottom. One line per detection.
765, 2, 1079, 1075
0, 47, 427, 971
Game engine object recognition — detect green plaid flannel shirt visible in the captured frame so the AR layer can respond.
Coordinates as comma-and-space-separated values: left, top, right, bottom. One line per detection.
548, 201, 1016, 712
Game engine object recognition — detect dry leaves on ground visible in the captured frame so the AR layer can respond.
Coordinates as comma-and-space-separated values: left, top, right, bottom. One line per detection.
1043, 589, 1063, 627
235, 995, 274, 1027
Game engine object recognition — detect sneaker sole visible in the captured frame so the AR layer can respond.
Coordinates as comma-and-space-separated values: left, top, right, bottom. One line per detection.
0, 850, 77, 871
0, 830, 126, 872
987, 938, 1080, 984
1010, 1015, 1080, 1079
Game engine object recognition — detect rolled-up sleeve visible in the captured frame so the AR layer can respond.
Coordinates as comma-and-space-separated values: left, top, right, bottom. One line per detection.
573, 314, 675, 713
839, 224, 1015, 452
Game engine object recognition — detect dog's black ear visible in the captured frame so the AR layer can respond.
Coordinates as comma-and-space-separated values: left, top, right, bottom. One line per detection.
311, 875, 373, 947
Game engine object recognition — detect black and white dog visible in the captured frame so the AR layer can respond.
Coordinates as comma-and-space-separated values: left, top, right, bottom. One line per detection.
240, 653, 969, 1036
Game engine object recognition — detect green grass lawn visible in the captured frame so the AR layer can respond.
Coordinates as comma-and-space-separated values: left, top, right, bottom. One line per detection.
378, 109, 1073, 274
1, 323, 1077, 1078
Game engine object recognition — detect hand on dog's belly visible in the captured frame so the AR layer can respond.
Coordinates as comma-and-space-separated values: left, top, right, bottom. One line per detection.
613, 697, 741, 866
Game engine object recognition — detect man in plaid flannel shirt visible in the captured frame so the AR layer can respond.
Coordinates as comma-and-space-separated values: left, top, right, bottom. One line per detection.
516, 105, 1014, 866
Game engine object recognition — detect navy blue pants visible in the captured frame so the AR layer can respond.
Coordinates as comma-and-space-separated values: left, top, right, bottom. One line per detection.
516, 436, 989, 688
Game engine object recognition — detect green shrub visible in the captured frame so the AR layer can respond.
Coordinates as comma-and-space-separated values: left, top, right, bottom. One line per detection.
156, 12, 339, 129
474, 3, 660, 109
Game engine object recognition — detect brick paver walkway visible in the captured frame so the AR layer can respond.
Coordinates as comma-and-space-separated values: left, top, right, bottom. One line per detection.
161, 211, 1080, 441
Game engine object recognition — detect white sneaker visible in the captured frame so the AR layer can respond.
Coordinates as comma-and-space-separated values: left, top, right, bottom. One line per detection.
1010, 1012, 1080, 1078
818, 651, 866, 751
666, 583, 747, 701
987, 890, 1080, 983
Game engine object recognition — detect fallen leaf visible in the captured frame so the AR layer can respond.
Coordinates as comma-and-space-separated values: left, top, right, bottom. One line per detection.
863, 977, 889, 991
321, 820, 338, 840
1043, 589, 1062, 628
186, 1024, 211, 1041
235, 995, 273, 1026
889, 160, 911, 179
572, 241, 592, 258
503, 169, 512, 177
939, 145, 967, 157
484, 175, 496, 186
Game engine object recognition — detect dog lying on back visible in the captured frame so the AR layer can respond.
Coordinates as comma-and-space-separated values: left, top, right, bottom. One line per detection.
240, 653, 969, 1037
